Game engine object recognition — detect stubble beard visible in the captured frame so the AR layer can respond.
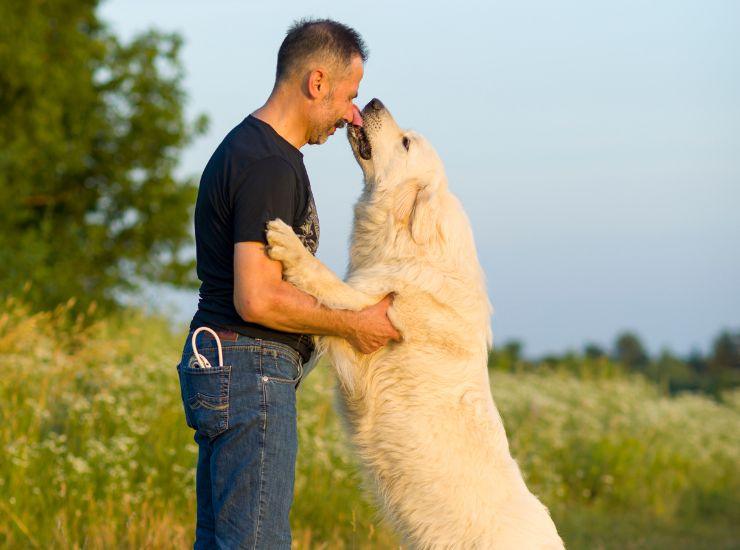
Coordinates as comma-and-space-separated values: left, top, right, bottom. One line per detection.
307, 94, 346, 145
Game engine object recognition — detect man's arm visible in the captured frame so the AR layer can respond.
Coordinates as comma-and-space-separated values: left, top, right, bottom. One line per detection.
233, 242, 399, 354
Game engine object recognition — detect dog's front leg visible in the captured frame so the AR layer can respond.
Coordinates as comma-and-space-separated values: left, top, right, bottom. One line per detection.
266, 219, 378, 311
267, 219, 399, 398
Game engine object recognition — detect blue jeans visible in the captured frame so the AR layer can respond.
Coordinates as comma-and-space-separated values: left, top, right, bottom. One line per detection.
176, 329, 310, 549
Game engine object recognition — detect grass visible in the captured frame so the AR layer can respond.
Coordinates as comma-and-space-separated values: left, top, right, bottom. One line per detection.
0, 296, 738, 548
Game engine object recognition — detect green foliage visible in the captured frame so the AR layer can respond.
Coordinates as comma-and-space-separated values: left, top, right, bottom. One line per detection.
493, 370, 739, 522
0, 296, 197, 547
0, 1, 208, 312
1, 297, 738, 548
491, 329, 740, 399
583, 342, 607, 359
646, 350, 698, 393
710, 331, 740, 371
613, 331, 650, 370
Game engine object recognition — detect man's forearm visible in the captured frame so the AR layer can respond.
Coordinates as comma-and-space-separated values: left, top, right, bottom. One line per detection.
240, 279, 359, 338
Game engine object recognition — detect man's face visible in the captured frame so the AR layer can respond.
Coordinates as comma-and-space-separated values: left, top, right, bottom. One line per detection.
307, 55, 364, 145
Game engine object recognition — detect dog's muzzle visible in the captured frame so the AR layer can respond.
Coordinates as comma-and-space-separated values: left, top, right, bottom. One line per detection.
348, 98, 385, 160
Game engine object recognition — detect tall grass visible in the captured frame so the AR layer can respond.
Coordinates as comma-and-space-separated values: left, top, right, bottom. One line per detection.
1, 296, 738, 548
0, 296, 196, 548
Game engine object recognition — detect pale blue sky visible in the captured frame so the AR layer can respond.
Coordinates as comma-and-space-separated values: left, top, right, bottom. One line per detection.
101, 0, 739, 357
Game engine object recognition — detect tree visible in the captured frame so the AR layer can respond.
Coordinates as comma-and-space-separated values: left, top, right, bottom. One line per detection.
709, 330, 740, 371
646, 350, 699, 394
583, 342, 606, 359
0, 1, 208, 311
488, 339, 525, 371
503, 340, 523, 363
612, 331, 649, 370
687, 349, 708, 375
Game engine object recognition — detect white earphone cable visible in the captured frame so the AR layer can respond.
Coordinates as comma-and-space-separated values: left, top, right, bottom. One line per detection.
191, 327, 224, 369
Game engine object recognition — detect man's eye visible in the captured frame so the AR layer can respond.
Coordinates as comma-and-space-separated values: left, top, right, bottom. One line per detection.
402, 136, 410, 151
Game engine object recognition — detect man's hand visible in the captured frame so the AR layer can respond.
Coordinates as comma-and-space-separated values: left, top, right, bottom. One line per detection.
234, 243, 402, 352
345, 293, 402, 354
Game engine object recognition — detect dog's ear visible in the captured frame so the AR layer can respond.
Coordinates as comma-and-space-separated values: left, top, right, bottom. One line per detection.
394, 176, 445, 245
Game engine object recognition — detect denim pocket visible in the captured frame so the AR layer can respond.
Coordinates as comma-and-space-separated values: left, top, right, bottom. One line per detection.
177, 354, 231, 439
261, 350, 303, 386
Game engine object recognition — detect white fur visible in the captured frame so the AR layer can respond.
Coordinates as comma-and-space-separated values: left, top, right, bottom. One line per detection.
266, 102, 565, 549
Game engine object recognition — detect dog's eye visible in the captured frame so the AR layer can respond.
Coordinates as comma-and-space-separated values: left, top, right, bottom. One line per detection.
402, 136, 410, 151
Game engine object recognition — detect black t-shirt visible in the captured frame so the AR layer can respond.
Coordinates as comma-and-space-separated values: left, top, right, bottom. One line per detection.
189, 114, 320, 362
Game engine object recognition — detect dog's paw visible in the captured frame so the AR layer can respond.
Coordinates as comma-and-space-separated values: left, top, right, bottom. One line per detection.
266, 218, 308, 269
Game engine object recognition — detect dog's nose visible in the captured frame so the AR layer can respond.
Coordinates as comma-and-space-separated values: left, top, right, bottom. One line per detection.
368, 98, 384, 111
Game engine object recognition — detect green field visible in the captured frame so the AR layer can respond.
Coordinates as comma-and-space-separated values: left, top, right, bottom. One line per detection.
1, 297, 738, 549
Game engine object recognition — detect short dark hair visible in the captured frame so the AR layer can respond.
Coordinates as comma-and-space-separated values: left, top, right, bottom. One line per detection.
275, 18, 368, 83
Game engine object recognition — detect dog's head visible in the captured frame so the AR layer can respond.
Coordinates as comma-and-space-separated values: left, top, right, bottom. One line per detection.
347, 98, 448, 245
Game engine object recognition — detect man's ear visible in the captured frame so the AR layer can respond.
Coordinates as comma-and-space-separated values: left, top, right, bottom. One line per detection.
307, 67, 329, 99
394, 177, 444, 245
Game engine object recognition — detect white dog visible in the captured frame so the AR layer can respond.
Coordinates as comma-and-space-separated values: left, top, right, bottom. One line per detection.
266, 98, 565, 549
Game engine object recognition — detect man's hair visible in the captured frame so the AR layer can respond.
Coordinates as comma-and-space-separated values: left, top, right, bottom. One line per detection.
275, 18, 368, 83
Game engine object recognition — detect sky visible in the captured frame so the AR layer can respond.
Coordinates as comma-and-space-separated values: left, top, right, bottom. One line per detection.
100, 0, 739, 358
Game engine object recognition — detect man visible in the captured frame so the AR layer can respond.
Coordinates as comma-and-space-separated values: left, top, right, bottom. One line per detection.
176, 18, 400, 549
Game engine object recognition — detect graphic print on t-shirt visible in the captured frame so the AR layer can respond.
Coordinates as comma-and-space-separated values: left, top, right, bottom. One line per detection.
297, 193, 320, 255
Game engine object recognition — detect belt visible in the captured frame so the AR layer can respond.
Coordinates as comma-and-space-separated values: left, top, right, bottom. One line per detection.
190, 324, 310, 363
210, 328, 239, 342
